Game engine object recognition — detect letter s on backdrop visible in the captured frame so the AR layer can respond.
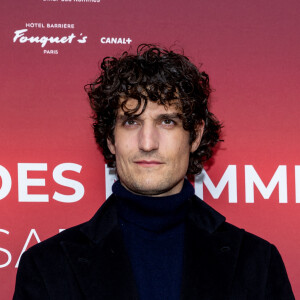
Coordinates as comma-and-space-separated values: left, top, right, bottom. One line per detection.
53, 163, 85, 203
0, 229, 12, 268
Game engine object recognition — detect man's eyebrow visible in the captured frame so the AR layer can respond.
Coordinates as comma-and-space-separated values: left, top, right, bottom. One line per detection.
116, 114, 141, 123
155, 113, 183, 121
116, 113, 183, 122
116, 114, 130, 122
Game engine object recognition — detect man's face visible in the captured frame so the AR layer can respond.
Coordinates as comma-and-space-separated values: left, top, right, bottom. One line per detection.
107, 98, 203, 196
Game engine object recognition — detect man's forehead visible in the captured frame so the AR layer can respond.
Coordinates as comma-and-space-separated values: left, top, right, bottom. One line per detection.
117, 97, 182, 115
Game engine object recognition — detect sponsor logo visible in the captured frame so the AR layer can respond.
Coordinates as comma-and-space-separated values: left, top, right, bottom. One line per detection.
13, 28, 87, 55
100, 37, 132, 45
15, 24, 79, 55
12, 23, 133, 54
43, 0, 101, 3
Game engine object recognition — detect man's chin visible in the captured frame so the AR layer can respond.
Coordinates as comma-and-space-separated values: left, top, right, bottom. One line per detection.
125, 181, 177, 197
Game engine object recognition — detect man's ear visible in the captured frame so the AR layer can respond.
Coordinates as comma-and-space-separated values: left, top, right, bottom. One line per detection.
107, 137, 116, 155
191, 121, 204, 153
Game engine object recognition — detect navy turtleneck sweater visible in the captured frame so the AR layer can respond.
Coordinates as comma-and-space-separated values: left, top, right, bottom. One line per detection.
112, 179, 195, 300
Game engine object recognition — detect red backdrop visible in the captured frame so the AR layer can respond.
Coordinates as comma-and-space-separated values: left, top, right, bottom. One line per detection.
0, 0, 299, 298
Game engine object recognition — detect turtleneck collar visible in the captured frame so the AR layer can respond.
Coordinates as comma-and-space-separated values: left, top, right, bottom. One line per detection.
113, 179, 194, 232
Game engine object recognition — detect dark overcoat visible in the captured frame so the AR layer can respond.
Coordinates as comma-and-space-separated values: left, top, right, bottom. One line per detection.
13, 195, 295, 300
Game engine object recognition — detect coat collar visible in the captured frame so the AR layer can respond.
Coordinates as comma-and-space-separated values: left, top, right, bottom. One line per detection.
187, 195, 226, 233
80, 194, 119, 243
78, 194, 227, 243
61, 194, 244, 300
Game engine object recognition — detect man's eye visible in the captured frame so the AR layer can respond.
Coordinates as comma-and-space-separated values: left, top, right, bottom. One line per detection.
162, 119, 175, 126
124, 119, 138, 126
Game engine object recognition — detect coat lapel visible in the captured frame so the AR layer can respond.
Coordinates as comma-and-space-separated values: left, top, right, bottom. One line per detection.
60, 195, 139, 300
181, 196, 244, 300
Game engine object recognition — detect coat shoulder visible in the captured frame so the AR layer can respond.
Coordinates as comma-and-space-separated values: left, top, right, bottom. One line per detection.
24, 194, 118, 258
220, 221, 275, 256
23, 221, 89, 262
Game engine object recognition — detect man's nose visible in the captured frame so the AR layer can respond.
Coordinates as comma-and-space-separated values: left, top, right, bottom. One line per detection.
138, 123, 159, 152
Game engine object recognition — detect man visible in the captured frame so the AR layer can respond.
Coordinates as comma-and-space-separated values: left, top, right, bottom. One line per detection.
14, 44, 294, 299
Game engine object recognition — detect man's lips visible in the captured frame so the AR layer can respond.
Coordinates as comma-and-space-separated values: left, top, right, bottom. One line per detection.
134, 160, 164, 167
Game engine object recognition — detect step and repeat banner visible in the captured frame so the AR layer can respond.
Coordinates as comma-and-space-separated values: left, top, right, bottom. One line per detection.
0, 0, 299, 298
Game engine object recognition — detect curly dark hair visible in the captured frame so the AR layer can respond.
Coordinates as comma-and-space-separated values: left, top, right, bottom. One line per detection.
85, 44, 222, 174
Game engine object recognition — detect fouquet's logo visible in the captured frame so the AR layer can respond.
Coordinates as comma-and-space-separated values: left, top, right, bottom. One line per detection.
13, 29, 88, 48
